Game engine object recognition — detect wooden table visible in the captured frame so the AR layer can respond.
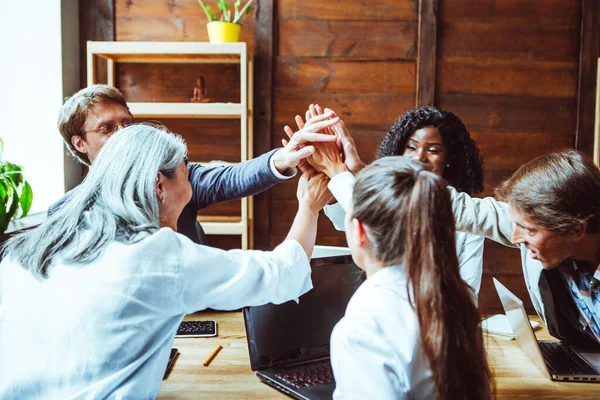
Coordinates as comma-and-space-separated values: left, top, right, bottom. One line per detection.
158, 312, 599, 399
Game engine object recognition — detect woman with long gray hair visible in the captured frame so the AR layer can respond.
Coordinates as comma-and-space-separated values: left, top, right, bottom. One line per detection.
0, 124, 332, 398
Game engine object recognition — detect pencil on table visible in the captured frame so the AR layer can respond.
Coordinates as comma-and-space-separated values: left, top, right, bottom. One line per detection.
203, 344, 223, 367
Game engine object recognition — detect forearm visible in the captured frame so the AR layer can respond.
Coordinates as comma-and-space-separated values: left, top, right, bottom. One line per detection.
190, 149, 285, 208
450, 187, 516, 247
286, 205, 319, 259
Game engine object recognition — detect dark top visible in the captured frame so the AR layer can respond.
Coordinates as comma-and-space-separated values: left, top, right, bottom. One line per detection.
48, 149, 287, 245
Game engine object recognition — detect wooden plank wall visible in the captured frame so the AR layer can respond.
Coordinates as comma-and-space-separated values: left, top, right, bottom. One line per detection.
268, 0, 418, 247
81, 0, 592, 312
437, 0, 582, 312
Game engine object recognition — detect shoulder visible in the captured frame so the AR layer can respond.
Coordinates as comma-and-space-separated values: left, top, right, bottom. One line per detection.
124, 228, 187, 258
455, 231, 484, 249
47, 189, 76, 215
343, 277, 414, 334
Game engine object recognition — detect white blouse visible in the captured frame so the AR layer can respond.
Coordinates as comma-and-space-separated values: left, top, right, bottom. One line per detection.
324, 172, 484, 296
0, 228, 312, 399
331, 265, 435, 399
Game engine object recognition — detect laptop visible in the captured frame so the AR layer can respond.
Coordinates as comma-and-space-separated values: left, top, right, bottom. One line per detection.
243, 255, 365, 400
493, 277, 600, 382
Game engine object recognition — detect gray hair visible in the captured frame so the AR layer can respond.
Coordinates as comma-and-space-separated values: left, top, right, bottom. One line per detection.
4, 124, 187, 278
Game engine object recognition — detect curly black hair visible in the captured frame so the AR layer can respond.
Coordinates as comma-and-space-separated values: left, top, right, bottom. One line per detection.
376, 107, 484, 195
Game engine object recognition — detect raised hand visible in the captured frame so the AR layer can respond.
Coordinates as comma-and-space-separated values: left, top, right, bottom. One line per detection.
272, 114, 339, 173
324, 109, 365, 175
297, 168, 333, 213
284, 111, 346, 178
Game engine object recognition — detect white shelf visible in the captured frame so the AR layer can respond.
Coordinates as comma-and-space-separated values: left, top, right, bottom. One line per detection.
127, 102, 242, 119
87, 41, 245, 63
201, 221, 246, 235
87, 41, 253, 248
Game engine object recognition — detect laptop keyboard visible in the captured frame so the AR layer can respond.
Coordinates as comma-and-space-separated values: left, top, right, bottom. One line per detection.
539, 341, 597, 375
275, 363, 335, 388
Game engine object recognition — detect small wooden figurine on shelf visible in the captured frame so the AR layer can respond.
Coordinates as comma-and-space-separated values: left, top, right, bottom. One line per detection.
191, 76, 210, 103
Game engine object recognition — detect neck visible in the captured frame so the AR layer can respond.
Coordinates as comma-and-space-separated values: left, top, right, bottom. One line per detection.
359, 253, 386, 278
159, 215, 177, 231
572, 233, 600, 272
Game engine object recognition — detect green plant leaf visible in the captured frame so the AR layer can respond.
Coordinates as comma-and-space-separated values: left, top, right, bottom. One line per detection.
198, 0, 218, 21
2, 162, 24, 186
217, 0, 229, 18
233, 0, 253, 23
19, 181, 33, 217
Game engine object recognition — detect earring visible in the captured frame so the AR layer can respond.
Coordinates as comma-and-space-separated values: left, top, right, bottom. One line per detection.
446, 163, 450, 167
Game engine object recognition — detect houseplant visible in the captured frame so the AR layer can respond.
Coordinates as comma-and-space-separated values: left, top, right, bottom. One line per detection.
0, 138, 33, 235
198, 0, 255, 43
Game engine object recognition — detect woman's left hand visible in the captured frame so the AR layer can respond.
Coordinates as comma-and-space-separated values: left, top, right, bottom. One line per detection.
296, 168, 333, 213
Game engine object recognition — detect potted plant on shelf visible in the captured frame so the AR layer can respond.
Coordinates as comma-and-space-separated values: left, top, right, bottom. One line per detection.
198, 0, 255, 43
0, 138, 33, 235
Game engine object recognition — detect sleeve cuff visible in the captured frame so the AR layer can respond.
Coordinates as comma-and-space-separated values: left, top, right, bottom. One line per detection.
328, 172, 356, 212
269, 150, 298, 180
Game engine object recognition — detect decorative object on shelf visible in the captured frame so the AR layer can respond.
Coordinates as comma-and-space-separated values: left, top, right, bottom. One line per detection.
0, 138, 33, 234
198, 0, 255, 43
191, 76, 211, 103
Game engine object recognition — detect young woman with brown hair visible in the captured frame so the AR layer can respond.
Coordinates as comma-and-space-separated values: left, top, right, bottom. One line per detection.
329, 156, 493, 399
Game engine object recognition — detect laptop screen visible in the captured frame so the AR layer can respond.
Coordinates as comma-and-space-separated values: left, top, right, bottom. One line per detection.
243, 255, 365, 371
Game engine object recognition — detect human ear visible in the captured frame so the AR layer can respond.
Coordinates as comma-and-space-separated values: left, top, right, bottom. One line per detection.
71, 135, 88, 154
571, 222, 587, 240
156, 172, 166, 204
351, 218, 368, 247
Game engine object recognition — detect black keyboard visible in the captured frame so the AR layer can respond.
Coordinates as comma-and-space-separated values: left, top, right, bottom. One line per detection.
275, 363, 334, 389
539, 341, 598, 376
175, 320, 216, 337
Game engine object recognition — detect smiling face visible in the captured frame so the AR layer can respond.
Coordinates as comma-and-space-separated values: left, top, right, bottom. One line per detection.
72, 100, 134, 164
402, 127, 448, 177
508, 205, 579, 269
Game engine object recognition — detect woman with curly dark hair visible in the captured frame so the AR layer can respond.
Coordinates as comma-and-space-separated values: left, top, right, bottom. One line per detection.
293, 105, 485, 300
377, 107, 484, 196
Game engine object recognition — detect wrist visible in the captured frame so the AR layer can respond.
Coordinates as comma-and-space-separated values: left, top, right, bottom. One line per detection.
298, 203, 320, 217
350, 161, 366, 175
325, 163, 349, 178
272, 150, 287, 174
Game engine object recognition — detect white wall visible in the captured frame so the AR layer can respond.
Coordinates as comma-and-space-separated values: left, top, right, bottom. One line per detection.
0, 1, 76, 214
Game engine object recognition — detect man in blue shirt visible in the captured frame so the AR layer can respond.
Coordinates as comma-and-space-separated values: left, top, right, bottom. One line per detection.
51, 84, 337, 244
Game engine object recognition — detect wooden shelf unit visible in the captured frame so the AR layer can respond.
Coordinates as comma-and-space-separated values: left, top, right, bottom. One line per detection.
87, 41, 253, 249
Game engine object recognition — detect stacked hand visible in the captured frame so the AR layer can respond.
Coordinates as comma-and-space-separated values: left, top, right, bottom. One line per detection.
284, 104, 365, 177
271, 113, 340, 174
297, 168, 333, 213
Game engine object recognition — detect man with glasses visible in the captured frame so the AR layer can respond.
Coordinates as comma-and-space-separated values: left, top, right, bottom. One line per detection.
51, 84, 336, 245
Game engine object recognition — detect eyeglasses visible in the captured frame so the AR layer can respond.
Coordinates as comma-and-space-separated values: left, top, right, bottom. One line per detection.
83, 120, 133, 136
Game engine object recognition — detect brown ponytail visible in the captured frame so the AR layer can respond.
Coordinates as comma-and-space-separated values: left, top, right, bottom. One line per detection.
351, 156, 493, 399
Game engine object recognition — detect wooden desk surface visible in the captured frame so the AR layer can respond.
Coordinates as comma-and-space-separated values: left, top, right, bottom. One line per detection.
159, 312, 599, 399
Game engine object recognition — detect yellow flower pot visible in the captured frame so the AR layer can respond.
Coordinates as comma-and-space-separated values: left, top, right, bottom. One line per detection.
207, 21, 241, 43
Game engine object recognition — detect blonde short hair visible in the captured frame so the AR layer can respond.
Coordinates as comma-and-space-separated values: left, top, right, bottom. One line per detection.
58, 84, 131, 165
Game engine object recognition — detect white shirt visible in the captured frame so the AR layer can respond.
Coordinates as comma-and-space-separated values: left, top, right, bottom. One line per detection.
330, 265, 435, 399
324, 172, 484, 296
0, 229, 312, 399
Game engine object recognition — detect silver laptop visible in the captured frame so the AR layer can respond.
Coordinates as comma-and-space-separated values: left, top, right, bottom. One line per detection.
493, 277, 600, 382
